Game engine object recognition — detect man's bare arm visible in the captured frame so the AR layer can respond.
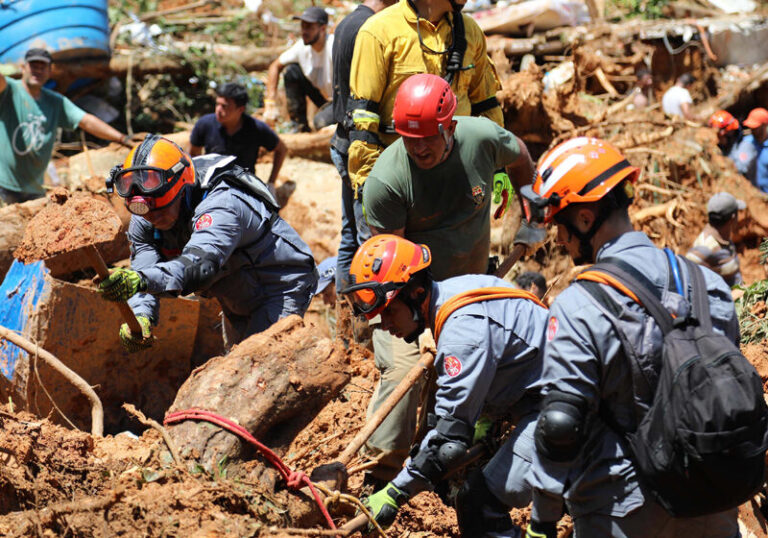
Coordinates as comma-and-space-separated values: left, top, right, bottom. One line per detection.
267, 139, 287, 185
78, 113, 128, 145
0, 72, 6, 95
266, 59, 284, 101
505, 135, 536, 214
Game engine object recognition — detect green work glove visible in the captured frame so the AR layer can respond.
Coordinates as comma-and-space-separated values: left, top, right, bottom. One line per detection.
98, 268, 147, 302
473, 415, 493, 444
362, 482, 409, 531
525, 520, 557, 538
493, 171, 515, 219
119, 316, 153, 353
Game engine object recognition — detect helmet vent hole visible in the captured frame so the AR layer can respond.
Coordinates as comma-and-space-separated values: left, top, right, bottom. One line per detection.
372, 258, 382, 274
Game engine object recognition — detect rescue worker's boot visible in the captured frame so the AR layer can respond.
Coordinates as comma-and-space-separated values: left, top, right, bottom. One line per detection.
455, 470, 520, 537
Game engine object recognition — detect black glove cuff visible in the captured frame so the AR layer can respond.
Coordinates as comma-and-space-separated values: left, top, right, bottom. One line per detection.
530, 520, 557, 537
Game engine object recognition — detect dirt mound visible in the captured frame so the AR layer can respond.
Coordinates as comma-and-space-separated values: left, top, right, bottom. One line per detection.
0, 406, 306, 537
13, 190, 123, 264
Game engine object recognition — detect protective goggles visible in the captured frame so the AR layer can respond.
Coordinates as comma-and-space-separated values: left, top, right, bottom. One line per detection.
107, 160, 187, 199
520, 184, 558, 226
341, 280, 407, 318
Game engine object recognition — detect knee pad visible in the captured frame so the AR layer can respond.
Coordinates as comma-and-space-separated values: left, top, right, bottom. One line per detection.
455, 469, 514, 537
534, 390, 587, 462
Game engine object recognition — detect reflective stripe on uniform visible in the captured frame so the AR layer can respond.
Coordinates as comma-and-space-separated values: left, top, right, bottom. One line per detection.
352, 109, 381, 126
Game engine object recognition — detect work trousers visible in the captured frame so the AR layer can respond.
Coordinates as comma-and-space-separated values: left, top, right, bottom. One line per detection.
574, 500, 739, 537
364, 329, 423, 481
330, 145, 371, 291
221, 277, 315, 350
283, 63, 334, 132
458, 412, 536, 538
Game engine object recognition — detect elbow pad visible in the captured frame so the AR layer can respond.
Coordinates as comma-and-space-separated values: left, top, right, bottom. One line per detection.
410, 415, 472, 483
177, 246, 220, 295
534, 391, 587, 462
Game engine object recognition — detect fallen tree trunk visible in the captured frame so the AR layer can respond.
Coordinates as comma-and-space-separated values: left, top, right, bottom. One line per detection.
110, 44, 285, 77
166, 315, 350, 471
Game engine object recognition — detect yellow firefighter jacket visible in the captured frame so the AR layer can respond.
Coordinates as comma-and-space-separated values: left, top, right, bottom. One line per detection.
347, 0, 503, 193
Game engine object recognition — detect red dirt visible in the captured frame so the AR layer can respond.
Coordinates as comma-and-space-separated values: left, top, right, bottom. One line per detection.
13, 190, 122, 263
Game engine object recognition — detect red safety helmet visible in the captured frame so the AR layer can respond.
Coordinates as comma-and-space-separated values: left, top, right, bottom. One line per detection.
108, 134, 195, 215
708, 110, 739, 133
521, 137, 639, 225
342, 234, 431, 319
393, 74, 457, 138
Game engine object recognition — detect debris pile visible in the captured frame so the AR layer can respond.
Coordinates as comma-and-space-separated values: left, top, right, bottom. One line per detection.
2, 0, 768, 536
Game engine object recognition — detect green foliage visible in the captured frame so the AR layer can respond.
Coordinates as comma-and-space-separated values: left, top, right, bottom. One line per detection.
735, 278, 768, 344
607, 0, 669, 19
759, 238, 768, 264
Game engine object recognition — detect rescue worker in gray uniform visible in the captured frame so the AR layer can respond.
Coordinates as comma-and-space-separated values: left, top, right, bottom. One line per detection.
98, 134, 317, 351
342, 234, 548, 536
520, 137, 739, 538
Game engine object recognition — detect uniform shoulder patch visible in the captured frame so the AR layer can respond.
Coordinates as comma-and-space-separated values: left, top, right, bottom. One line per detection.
547, 316, 558, 341
444, 355, 462, 377
195, 213, 213, 230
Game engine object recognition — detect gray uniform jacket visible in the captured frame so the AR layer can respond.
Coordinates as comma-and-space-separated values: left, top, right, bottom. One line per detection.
529, 231, 738, 522
127, 155, 317, 335
392, 274, 548, 495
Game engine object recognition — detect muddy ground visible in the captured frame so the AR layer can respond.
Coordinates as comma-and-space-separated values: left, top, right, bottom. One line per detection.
3, 10, 768, 537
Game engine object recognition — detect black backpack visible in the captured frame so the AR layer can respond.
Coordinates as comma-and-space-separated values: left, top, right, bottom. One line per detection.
577, 254, 768, 517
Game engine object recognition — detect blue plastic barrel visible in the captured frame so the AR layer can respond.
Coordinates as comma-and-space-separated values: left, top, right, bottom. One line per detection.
0, 0, 109, 64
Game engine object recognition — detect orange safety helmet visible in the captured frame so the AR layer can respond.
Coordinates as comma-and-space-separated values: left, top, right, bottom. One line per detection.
107, 134, 196, 215
520, 137, 639, 225
708, 110, 739, 133
342, 234, 431, 319
392, 74, 457, 138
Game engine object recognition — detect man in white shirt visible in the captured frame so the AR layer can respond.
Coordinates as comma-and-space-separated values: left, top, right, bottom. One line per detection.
265, 6, 335, 132
662, 73, 696, 121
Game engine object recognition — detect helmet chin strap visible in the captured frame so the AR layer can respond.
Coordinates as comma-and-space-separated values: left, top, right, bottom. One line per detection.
437, 124, 453, 163
561, 212, 609, 266
401, 290, 428, 344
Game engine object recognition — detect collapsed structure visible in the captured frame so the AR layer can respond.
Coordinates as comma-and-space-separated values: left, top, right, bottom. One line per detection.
1, 0, 768, 536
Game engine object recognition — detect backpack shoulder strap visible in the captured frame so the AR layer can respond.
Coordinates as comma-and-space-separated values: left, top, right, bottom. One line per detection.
433, 287, 545, 342
577, 259, 675, 335
679, 256, 713, 331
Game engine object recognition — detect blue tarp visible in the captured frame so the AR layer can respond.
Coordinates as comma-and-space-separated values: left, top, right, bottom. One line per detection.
0, 260, 48, 381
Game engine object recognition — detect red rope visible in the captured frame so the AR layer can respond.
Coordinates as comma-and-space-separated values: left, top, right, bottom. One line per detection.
164, 408, 337, 531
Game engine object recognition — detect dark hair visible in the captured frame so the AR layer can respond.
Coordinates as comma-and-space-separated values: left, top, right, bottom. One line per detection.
708, 211, 735, 227
216, 82, 249, 108
402, 267, 432, 299
637, 68, 651, 79
678, 73, 694, 87
516, 271, 546, 292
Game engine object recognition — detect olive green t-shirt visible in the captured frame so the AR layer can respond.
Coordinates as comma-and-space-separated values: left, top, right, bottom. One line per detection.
362, 116, 520, 280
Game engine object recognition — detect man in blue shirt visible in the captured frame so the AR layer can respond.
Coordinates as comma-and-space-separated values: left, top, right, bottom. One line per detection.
0, 48, 131, 205
190, 82, 287, 194
731, 107, 768, 191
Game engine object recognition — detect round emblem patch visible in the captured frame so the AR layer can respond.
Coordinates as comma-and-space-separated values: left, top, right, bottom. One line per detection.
444, 355, 462, 377
195, 213, 213, 230
547, 316, 558, 341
